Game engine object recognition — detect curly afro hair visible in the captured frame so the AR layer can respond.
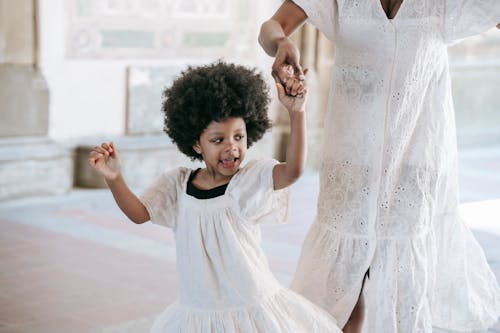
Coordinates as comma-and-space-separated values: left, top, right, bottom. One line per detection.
162, 61, 272, 161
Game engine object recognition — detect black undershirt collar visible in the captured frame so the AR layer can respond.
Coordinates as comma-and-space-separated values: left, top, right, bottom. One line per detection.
186, 168, 228, 199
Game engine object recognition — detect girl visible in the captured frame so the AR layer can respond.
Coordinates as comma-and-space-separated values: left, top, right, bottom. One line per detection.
88, 62, 341, 333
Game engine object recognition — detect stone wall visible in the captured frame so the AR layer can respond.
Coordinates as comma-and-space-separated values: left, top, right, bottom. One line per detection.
0, 0, 72, 201
449, 29, 500, 147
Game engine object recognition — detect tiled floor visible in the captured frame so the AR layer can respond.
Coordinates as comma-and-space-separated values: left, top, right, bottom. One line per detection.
1, 148, 500, 332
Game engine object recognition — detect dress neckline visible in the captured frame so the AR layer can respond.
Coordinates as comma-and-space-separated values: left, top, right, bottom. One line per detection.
182, 166, 242, 202
187, 169, 229, 199
377, 0, 408, 21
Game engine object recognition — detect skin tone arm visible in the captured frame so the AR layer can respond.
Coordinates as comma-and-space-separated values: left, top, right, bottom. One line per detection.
273, 67, 309, 191
88, 142, 150, 224
259, 0, 308, 88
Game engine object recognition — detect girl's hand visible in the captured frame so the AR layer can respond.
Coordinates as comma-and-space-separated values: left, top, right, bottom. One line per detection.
276, 68, 308, 113
88, 142, 121, 181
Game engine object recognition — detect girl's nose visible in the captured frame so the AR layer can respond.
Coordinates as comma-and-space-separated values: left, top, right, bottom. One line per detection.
224, 141, 238, 152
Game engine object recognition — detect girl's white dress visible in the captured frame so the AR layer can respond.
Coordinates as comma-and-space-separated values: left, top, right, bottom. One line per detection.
139, 159, 341, 333
289, 0, 500, 332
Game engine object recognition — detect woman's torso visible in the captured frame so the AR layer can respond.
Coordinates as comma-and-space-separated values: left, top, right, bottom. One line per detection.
319, 1, 457, 237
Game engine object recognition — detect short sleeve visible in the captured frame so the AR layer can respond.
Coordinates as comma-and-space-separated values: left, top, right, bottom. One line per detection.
291, 0, 338, 41
139, 167, 188, 229
230, 159, 290, 225
443, 0, 500, 44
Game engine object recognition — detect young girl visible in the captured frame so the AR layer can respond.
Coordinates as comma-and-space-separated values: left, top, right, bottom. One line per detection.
88, 62, 341, 333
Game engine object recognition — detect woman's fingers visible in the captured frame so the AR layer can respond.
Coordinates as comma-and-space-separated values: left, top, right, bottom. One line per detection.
292, 62, 304, 80
272, 51, 288, 83
296, 87, 308, 100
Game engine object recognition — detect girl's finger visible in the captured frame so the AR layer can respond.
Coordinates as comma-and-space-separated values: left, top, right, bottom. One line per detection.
285, 77, 296, 96
297, 88, 307, 98
91, 150, 105, 159
97, 147, 110, 156
109, 141, 118, 158
291, 80, 305, 96
296, 85, 306, 96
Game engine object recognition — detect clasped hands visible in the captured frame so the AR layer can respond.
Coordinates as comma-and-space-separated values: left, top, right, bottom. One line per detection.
273, 64, 308, 99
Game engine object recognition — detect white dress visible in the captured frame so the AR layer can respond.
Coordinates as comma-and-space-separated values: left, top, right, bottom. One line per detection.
139, 159, 341, 333
289, 0, 500, 332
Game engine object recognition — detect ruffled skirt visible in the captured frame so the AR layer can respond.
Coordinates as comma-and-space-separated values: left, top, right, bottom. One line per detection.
291, 213, 500, 332
150, 288, 341, 333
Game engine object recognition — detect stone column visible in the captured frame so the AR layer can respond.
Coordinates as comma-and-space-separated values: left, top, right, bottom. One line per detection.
0, 0, 71, 201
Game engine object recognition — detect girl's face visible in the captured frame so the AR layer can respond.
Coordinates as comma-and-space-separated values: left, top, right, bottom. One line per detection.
194, 117, 247, 180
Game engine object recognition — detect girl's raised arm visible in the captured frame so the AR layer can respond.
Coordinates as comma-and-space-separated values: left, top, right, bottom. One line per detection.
88, 142, 150, 224
272, 71, 308, 191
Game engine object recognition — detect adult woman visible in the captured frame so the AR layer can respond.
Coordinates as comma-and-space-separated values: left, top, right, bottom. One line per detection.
259, 1, 500, 332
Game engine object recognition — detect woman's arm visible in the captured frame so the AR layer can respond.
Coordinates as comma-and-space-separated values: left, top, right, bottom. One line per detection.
259, 0, 308, 83
258, 0, 307, 56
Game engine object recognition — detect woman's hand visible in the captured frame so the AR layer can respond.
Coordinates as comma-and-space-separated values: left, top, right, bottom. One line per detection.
88, 142, 122, 181
272, 37, 305, 88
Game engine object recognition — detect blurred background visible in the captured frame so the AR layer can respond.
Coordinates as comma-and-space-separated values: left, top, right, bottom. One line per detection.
0, 1, 499, 332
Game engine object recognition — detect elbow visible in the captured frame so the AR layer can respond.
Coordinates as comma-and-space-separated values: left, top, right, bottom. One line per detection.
257, 34, 268, 55
131, 217, 148, 224
257, 23, 265, 48
130, 211, 150, 224
258, 22, 269, 55
258, 20, 278, 56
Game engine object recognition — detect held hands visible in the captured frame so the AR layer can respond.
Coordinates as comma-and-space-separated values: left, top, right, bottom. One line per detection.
88, 142, 121, 181
272, 37, 305, 84
275, 65, 308, 113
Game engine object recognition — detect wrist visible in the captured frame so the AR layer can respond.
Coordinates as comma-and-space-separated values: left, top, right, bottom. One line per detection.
289, 109, 306, 120
276, 36, 292, 50
288, 101, 307, 114
105, 172, 123, 184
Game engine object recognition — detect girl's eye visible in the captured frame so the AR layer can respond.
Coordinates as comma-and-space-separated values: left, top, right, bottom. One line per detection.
211, 138, 223, 144
235, 134, 244, 141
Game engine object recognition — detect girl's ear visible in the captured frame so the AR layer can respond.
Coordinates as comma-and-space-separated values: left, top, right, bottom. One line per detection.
193, 141, 202, 154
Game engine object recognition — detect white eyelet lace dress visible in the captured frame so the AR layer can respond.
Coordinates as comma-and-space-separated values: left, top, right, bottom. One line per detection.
139, 159, 341, 333
289, 0, 500, 332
